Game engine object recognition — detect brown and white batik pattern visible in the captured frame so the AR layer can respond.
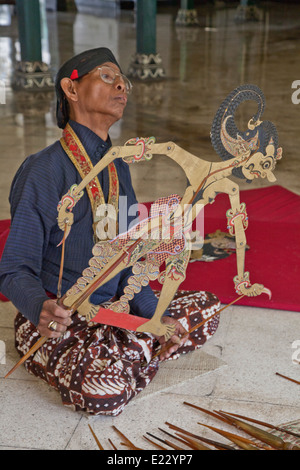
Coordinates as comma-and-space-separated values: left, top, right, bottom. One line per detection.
14, 290, 220, 416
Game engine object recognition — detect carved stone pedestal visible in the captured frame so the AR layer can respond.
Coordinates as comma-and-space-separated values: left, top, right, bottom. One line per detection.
12, 61, 54, 91
128, 53, 165, 80
234, 5, 261, 22
175, 8, 199, 27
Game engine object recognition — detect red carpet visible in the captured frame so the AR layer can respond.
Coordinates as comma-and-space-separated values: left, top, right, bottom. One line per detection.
148, 186, 300, 312
1, 186, 299, 311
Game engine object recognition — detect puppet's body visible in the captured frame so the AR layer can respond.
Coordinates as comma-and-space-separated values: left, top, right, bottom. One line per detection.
58, 84, 282, 339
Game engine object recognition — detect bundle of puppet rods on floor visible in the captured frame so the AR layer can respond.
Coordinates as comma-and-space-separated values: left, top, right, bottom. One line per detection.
88, 402, 300, 451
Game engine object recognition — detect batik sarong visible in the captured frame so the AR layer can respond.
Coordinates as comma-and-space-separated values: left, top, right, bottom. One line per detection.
14, 290, 220, 416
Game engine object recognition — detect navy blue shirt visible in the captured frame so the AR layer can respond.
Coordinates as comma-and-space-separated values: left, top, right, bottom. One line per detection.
0, 121, 159, 325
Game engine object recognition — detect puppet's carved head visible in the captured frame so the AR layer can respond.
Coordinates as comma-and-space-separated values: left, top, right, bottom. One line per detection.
241, 138, 282, 183
210, 84, 282, 183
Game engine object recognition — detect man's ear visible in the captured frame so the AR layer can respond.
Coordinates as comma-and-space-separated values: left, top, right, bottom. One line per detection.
60, 77, 78, 103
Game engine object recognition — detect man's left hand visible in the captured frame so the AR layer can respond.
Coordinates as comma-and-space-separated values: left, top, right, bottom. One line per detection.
157, 316, 188, 361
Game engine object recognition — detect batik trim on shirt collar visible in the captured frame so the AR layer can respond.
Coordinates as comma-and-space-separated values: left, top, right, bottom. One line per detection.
60, 122, 119, 240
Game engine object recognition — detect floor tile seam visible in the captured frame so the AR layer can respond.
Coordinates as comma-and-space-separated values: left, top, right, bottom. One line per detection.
0, 444, 44, 450
64, 415, 86, 450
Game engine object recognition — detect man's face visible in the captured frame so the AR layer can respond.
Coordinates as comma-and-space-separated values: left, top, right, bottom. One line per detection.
73, 61, 128, 125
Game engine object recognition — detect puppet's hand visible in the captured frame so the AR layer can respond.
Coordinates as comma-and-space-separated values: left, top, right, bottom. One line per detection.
57, 198, 74, 231
56, 201, 73, 246
156, 316, 188, 360
137, 315, 177, 341
234, 273, 272, 299
57, 184, 83, 233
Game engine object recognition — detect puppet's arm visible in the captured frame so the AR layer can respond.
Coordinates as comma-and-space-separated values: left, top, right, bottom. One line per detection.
57, 137, 156, 234
136, 243, 191, 339
57, 138, 204, 236
60, 209, 183, 339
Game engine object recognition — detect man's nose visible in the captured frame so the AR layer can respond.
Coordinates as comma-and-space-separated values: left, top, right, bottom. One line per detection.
115, 75, 126, 92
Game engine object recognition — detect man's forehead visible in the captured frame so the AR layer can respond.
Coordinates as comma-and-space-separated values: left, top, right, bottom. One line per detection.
91, 62, 121, 72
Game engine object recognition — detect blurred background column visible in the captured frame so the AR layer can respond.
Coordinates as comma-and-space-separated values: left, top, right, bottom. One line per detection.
128, 0, 165, 80
235, 0, 261, 22
175, 0, 199, 27
13, 0, 54, 90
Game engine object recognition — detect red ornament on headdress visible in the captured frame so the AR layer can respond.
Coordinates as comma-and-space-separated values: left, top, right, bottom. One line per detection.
70, 69, 79, 80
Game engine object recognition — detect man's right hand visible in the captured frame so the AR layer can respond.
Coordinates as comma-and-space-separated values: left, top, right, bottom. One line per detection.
37, 299, 72, 338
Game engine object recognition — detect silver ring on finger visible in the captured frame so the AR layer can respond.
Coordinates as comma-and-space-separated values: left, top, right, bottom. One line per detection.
48, 320, 58, 331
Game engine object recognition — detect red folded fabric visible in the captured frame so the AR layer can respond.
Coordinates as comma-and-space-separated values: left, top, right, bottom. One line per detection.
91, 307, 148, 330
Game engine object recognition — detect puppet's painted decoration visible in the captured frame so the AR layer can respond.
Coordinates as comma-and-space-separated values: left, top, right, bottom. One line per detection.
210, 83, 281, 183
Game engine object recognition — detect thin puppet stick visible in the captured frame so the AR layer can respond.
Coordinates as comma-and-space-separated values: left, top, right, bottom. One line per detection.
276, 372, 300, 386
88, 424, 104, 450
56, 223, 68, 300
4, 335, 47, 379
152, 294, 246, 360
4, 224, 69, 380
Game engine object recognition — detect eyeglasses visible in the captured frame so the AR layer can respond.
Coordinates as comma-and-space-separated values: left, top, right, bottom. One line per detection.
96, 65, 133, 94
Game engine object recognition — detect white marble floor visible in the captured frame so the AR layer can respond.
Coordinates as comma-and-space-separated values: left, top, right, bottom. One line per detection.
0, 2, 300, 451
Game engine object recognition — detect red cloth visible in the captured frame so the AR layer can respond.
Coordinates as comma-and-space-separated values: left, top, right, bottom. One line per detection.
146, 186, 300, 312
92, 307, 148, 330
2, 185, 299, 311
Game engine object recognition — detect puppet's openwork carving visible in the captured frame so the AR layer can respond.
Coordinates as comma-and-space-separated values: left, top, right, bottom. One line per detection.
57, 84, 282, 340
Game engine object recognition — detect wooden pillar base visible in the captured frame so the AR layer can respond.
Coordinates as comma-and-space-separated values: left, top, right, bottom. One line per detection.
175, 8, 199, 27
128, 52, 165, 80
12, 61, 54, 91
